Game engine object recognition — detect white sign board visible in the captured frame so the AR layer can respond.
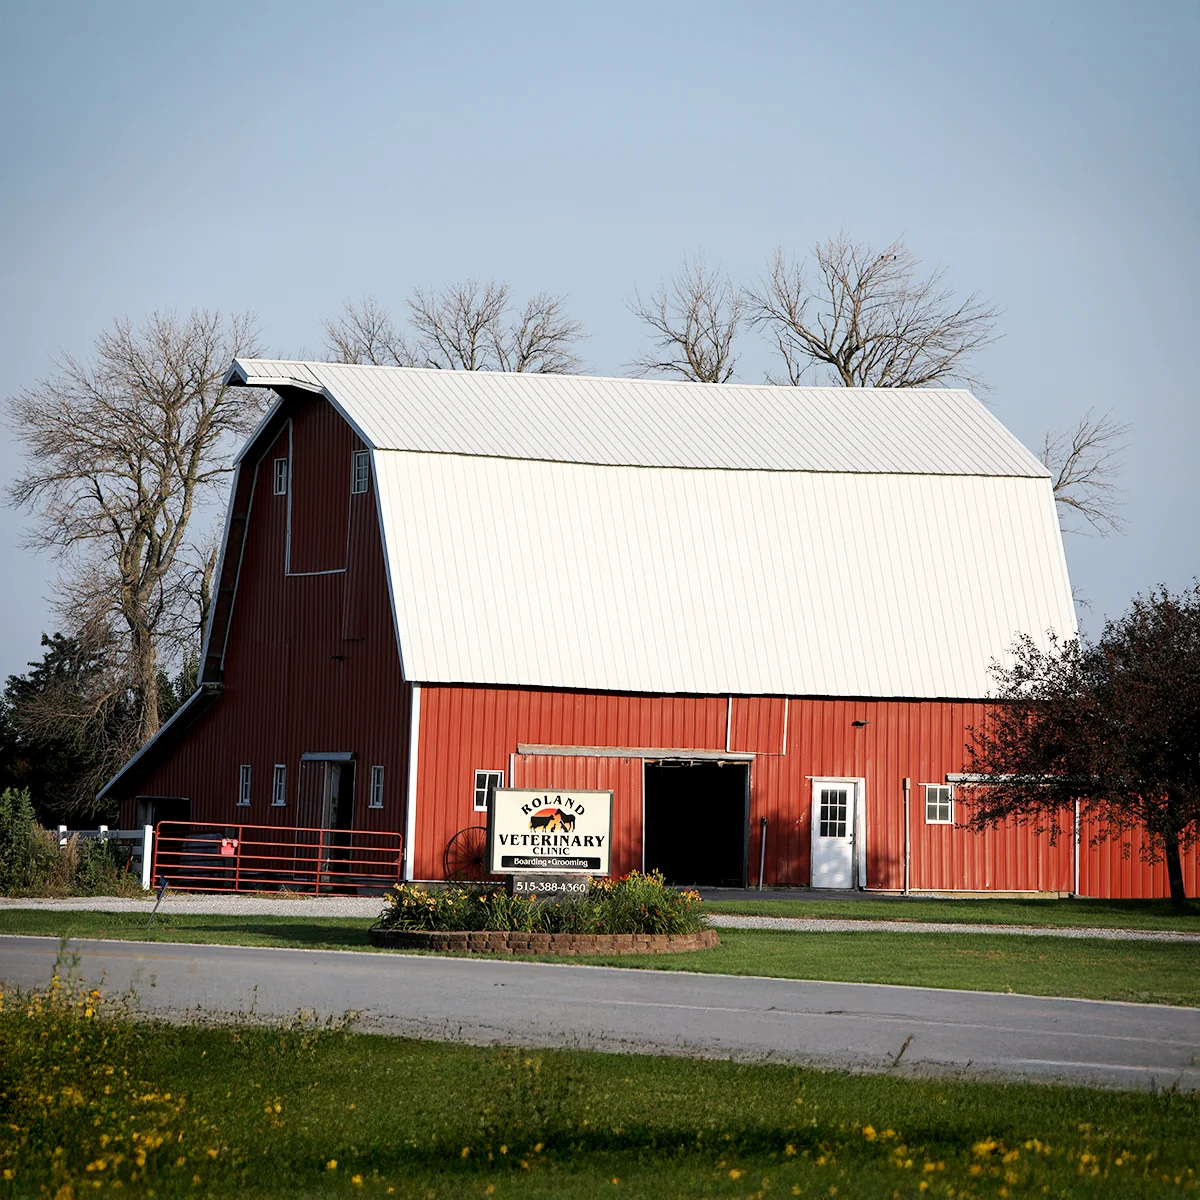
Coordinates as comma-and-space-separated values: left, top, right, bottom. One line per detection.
487, 788, 613, 876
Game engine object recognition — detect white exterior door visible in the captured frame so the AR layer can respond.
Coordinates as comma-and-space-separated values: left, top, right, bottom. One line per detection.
810, 780, 856, 889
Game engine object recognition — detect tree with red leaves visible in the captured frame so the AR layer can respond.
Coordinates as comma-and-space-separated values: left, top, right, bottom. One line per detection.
964, 584, 1200, 909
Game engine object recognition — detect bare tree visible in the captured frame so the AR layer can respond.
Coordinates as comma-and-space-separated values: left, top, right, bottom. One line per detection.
323, 294, 416, 366
6, 310, 264, 747
408, 279, 584, 373
1041, 409, 1129, 535
628, 255, 743, 382
325, 281, 585, 374
747, 235, 1000, 389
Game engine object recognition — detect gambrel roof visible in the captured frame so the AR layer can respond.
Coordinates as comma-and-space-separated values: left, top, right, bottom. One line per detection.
226, 359, 1076, 699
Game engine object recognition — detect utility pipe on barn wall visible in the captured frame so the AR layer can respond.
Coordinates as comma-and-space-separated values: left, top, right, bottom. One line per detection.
1073, 798, 1081, 896
758, 817, 768, 890
903, 778, 911, 895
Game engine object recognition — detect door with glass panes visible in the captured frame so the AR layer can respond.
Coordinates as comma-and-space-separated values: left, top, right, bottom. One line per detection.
810, 780, 856, 889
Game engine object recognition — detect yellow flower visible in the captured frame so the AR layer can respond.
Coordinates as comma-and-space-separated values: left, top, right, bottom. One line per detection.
326, 1159, 338, 1170
351, 1175, 363, 1186
729, 1168, 742, 1179
461, 1147, 471, 1158
784, 1144, 796, 1156
863, 1125, 877, 1141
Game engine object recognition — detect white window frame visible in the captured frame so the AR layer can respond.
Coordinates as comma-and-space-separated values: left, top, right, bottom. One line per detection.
924, 783, 954, 824
473, 769, 504, 812
369, 765, 385, 809
273, 458, 289, 495
272, 763, 287, 807
351, 450, 370, 495
237, 764, 251, 807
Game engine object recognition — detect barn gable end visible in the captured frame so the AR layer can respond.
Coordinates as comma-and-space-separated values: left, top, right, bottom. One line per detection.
104, 389, 410, 839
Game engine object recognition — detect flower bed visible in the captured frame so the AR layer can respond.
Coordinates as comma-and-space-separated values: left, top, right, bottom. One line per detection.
368, 928, 720, 954
373, 870, 709, 939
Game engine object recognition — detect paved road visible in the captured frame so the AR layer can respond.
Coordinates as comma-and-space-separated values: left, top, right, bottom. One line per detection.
2, 934, 1196, 1091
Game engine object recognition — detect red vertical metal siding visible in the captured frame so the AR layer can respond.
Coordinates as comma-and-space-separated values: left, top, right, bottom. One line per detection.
288, 404, 353, 574
414, 687, 1183, 893
113, 396, 410, 838
513, 754, 645, 877
729, 697, 786, 754
1078, 819, 1199, 899
413, 689, 727, 879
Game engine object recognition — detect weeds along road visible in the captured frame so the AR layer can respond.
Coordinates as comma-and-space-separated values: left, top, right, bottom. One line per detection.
2, 934, 1197, 1092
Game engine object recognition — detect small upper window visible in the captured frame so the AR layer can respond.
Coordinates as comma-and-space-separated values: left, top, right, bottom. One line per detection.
272, 764, 287, 807
369, 765, 384, 809
925, 784, 953, 824
351, 450, 370, 495
473, 769, 504, 812
238, 764, 251, 807
273, 458, 289, 495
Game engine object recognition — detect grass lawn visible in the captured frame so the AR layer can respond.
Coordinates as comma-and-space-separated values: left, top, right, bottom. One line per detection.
2, 909, 1198, 1006
705, 896, 1200, 931
1, 972, 1197, 1199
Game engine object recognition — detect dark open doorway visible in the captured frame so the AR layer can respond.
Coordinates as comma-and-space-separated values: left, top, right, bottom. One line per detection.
643, 760, 749, 887
135, 795, 191, 828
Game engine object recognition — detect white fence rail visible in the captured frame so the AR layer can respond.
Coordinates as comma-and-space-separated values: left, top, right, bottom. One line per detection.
53, 825, 155, 890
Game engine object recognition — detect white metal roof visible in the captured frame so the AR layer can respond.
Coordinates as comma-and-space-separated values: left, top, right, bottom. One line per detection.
229, 359, 1049, 477
229, 360, 1075, 698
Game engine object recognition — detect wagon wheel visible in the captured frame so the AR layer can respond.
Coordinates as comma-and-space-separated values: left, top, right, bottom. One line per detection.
443, 826, 491, 882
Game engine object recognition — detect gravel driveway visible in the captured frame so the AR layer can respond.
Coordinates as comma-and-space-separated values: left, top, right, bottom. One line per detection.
2, 895, 1197, 942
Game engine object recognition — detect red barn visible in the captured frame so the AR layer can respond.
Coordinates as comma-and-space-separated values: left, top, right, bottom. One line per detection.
101, 359, 1197, 898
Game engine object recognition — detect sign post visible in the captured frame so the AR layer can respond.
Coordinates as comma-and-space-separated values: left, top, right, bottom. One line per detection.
487, 788, 613, 900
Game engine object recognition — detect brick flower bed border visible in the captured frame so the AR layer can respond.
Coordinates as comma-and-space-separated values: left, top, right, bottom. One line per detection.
368, 927, 720, 955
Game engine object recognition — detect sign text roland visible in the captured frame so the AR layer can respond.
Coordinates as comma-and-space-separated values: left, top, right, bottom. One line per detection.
487, 788, 613, 876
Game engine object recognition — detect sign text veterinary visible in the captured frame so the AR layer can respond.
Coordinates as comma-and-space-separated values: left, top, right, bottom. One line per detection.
487, 788, 613, 876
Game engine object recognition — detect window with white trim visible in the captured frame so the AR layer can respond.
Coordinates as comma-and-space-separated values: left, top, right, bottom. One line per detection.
237, 764, 251, 807
473, 769, 504, 812
369, 765, 385, 809
925, 784, 953, 824
817, 786, 850, 838
273, 458, 289, 495
272, 764, 287, 807
351, 450, 370, 495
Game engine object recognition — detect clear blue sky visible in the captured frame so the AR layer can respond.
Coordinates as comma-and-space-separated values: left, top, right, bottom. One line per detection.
1, 0, 1197, 681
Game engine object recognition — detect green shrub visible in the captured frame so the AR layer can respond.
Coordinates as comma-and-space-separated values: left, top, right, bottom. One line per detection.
375, 871, 707, 936
0, 787, 139, 897
0, 788, 57, 894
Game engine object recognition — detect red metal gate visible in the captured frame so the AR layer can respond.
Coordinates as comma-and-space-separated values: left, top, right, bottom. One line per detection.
152, 821, 402, 894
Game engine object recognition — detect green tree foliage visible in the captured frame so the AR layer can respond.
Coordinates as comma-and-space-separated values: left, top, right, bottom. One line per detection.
964, 584, 1200, 908
0, 633, 200, 824
0, 632, 134, 823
